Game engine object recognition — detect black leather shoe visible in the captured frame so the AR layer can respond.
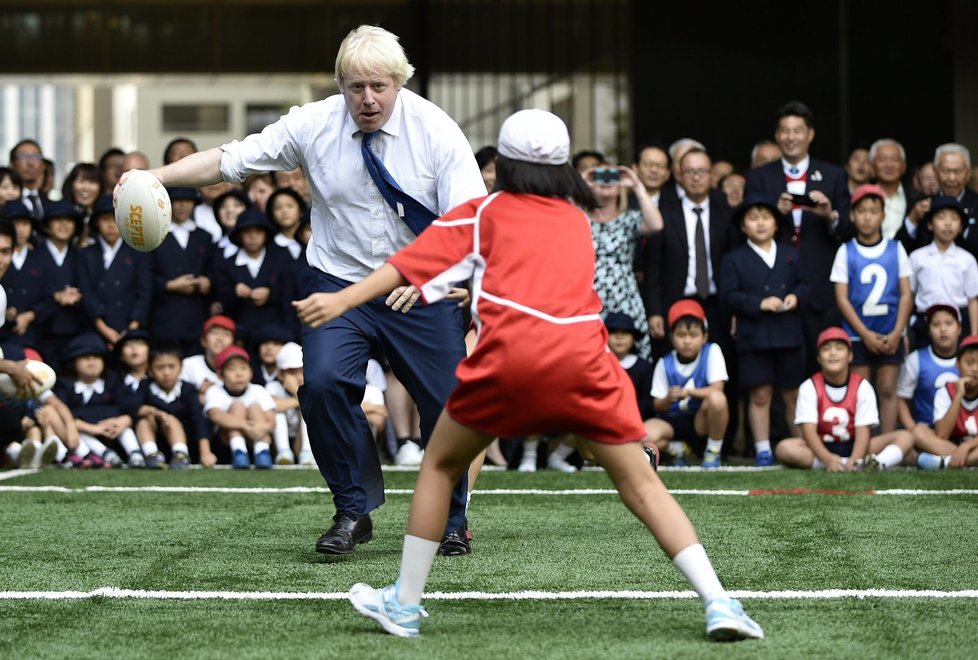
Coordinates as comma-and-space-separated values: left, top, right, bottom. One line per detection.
437, 520, 471, 556
315, 512, 373, 555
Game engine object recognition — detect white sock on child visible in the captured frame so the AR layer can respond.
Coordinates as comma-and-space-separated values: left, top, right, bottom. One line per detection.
172, 442, 189, 455
82, 435, 108, 457
668, 440, 685, 455
755, 439, 771, 454
48, 437, 67, 462
521, 440, 538, 463
552, 442, 574, 459
811, 456, 825, 469
397, 534, 441, 605
118, 429, 141, 456
5, 441, 20, 463
273, 414, 291, 455
142, 441, 160, 456
229, 436, 247, 454
672, 543, 726, 605
253, 440, 270, 455
875, 444, 904, 468
706, 438, 723, 453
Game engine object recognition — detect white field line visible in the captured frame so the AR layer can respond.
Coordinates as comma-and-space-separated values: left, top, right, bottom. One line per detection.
0, 468, 37, 481
1, 485, 978, 496
0, 587, 976, 602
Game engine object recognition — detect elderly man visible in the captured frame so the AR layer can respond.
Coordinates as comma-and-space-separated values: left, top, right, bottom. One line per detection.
117, 25, 485, 557
900, 144, 978, 256
869, 138, 912, 240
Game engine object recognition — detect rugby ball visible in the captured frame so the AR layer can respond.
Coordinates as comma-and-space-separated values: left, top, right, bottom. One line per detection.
0, 359, 57, 400
115, 170, 171, 252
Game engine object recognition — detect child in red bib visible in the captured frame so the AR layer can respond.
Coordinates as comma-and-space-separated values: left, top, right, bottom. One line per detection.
294, 110, 763, 642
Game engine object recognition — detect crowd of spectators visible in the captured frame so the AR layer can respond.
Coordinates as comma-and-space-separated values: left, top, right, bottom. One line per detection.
2, 98, 978, 472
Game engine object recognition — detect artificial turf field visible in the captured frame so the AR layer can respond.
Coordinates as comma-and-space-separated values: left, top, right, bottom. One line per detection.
1, 465, 976, 659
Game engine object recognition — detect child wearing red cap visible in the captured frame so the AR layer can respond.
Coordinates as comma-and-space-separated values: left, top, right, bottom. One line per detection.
644, 299, 729, 468
180, 314, 237, 405
914, 334, 978, 469
830, 184, 912, 434
776, 327, 913, 470
203, 345, 276, 469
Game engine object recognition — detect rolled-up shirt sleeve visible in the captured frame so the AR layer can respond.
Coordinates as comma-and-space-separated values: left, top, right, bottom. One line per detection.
220, 105, 306, 183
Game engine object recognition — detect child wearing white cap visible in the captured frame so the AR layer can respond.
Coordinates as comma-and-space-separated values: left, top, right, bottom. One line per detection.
295, 109, 763, 642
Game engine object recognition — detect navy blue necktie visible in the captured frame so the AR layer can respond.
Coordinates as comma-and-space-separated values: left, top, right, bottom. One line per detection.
361, 131, 436, 236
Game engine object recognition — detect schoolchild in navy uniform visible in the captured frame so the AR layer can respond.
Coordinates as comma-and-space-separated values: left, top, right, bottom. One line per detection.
45, 332, 144, 468
211, 188, 249, 259
644, 300, 729, 468
831, 184, 912, 433
34, 201, 93, 372
114, 327, 152, 415
897, 304, 960, 435
250, 323, 299, 465
720, 194, 808, 466
0, 200, 45, 352
604, 312, 654, 421
776, 327, 914, 471
136, 341, 215, 469
214, 207, 298, 344
266, 187, 307, 261
80, 196, 152, 348
150, 187, 215, 357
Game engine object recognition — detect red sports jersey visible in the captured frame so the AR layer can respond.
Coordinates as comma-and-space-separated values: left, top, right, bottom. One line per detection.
387, 192, 646, 444
813, 371, 863, 444
943, 382, 978, 440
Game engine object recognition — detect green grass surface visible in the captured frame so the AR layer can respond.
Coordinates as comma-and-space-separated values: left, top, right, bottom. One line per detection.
1, 467, 976, 658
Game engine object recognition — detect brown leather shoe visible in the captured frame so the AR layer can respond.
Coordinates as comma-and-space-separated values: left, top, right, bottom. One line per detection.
315, 512, 373, 555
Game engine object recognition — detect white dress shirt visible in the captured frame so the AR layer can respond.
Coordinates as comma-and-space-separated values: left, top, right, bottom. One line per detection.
98, 235, 123, 270
220, 88, 486, 281
747, 239, 778, 269
909, 242, 978, 311
681, 197, 716, 296
881, 184, 907, 240
45, 240, 69, 267
234, 247, 266, 279
783, 155, 811, 230
168, 219, 197, 250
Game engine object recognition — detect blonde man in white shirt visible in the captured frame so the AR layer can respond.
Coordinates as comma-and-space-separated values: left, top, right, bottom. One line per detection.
116, 25, 485, 558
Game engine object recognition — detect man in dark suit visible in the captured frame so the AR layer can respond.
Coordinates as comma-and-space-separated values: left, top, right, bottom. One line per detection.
744, 100, 851, 373
645, 148, 734, 350
898, 143, 978, 257
8, 139, 49, 221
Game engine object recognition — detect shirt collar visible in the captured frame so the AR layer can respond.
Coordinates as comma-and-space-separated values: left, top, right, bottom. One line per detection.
234, 247, 265, 267
150, 380, 183, 403
682, 196, 710, 212
74, 379, 105, 396
352, 91, 404, 140
169, 219, 197, 234
782, 155, 810, 175
45, 239, 69, 261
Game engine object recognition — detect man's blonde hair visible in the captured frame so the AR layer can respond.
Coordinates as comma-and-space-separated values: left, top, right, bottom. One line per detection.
334, 25, 415, 86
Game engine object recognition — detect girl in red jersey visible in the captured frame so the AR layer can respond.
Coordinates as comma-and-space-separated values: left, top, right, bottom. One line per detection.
294, 110, 763, 642
776, 327, 913, 470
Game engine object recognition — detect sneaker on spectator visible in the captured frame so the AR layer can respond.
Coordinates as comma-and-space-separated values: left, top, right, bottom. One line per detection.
275, 450, 295, 466
705, 595, 764, 641
232, 449, 251, 469
38, 437, 60, 468
128, 451, 146, 468
349, 582, 428, 638
18, 439, 40, 469
863, 453, 881, 472
102, 450, 123, 469
668, 449, 688, 467
170, 451, 190, 470
702, 449, 721, 469
916, 451, 946, 470
254, 449, 273, 469
394, 441, 423, 466
82, 454, 105, 469
145, 451, 167, 469
298, 450, 317, 466
754, 450, 774, 467
518, 457, 537, 473
63, 453, 85, 469
547, 455, 578, 473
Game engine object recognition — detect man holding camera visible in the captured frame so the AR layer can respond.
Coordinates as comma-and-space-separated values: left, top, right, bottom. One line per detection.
745, 100, 850, 372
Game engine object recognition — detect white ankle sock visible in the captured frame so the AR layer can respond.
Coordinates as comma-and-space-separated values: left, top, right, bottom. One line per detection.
397, 535, 440, 605
672, 543, 726, 605
5, 441, 20, 463
229, 436, 247, 453
142, 440, 160, 456
876, 444, 904, 468
273, 414, 291, 454
521, 440, 538, 462
668, 440, 685, 455
812, 456, 825, 469
253, 440, 270, 454
82, 435, 108, 457
706, 438, 723, 453
172, 442, 189, 455
755, 439, 771, 454
48, 437, 67, 462
552, 442, 574, 460
118, 428, 140, 456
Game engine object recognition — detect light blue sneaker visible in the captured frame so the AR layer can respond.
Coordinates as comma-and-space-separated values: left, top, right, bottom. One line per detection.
253, 449, 273, 470
702, 449, 721, 469
349, 582, 428, 638
231, 449, 251, 469
754, 450, 774, 467
705, 595, 764, 641
916, 451, 946, 470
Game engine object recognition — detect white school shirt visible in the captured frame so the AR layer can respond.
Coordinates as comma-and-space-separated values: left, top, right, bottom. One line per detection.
881, 184, 907, 240
932, 384, 978, 423
219, 88, 487, 282
794, 376, 878, 427
908, 242, 978, 312
747, 239, 777, 269
203, 382, 276, 414
180, 354, 220, 391
234, 248, 265, 279
783, 155, 810, 230
680, 196, 716, 296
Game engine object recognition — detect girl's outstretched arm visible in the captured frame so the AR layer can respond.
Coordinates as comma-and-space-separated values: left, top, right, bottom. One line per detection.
293, 263, 407, 328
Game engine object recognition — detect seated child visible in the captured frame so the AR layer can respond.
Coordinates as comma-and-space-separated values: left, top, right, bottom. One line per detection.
42, 333, 142, 468
204, 345, 275, 469
251, 324, 298, 465
831, 184, 912, 433
115, 328, 152, 414
897, 304, 960, 434
136, 342, 214, 469
645, 300, 728, 468
775, 327, 914, 470
274, 341, 315, 465
181, 314, 236, 405
606, 312, 654, 421
915, 335, 978, 469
